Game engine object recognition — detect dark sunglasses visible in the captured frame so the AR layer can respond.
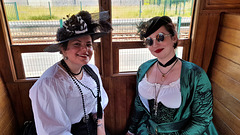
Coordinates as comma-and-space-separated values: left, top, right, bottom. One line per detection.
144, 33, 171, 46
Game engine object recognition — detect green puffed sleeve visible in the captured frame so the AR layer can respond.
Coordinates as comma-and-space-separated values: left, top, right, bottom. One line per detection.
182, 67, 214, 135
128, 95, 149, 134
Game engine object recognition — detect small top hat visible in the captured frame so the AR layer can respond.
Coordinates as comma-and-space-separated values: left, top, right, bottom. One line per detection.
137, 16, 173, 40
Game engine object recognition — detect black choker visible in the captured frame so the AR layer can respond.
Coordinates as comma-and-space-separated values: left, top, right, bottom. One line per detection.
61, 60, 82, 76
158, 55, 177, 67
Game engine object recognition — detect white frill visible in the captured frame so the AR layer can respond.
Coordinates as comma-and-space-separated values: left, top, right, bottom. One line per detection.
138, 75, 181, 109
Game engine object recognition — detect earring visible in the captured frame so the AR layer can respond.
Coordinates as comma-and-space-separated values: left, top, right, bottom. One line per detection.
64, 56, 68, 60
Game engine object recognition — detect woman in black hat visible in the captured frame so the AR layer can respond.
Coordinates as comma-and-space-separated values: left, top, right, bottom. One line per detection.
30, 11, 112, 135
126, 16, 218, 135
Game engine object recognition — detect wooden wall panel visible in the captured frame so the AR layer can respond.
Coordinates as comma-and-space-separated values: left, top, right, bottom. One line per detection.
212, 113, 235, 135
11, 47, 25, 79
205, 0, 240, 9
0, 75, 18, 134
114, 77, 127, 134
126, 76, 136, 125
99, 0, 112, 77
6, 83, 24, 127
0, 0, 16, 82
105, 74, 136, 135
215, 41, 240, 64
189, 11, 220, 71
209, 0, 240, 5
212, 82, 240, 119
212, 55, 240, 83
209, 13, 240, 135
2, 117, 17, 135
202, 14, 220, 71
104, 77, 116, 135
190, 13, 209, 67
190, 0, 240, 72
211, 68, 240, 104
218, 27, 240, 47
213, 99, 240, 133
19, 82, 35, 120
221, 14, 240, 30
5, 81, 35, 130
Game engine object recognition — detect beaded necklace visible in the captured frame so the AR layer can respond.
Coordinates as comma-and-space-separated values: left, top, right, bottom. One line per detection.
64, 62, 82, 76
61, 59, 95, 135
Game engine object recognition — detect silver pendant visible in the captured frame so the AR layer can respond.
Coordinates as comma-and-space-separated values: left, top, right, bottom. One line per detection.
153, 100, 158, 116
82, 114, 89, 123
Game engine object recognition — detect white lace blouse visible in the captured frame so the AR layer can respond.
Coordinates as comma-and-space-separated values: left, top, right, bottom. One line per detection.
138, 74, 181, 111
29, 62, 108, 135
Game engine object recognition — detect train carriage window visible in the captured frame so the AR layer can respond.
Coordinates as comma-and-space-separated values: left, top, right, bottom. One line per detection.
4, 0, 98, 78
5, 1, 100, 45
112, 0, 193, 72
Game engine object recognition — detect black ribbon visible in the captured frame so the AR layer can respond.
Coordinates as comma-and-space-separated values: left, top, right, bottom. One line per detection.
158, 55, 177, 67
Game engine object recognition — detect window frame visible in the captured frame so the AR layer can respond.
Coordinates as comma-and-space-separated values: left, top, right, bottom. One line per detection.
2, 0, 191, 81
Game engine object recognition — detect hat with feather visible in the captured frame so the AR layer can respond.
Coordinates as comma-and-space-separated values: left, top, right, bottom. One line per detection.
44, 10, 112, 52
137, 16, 174, 39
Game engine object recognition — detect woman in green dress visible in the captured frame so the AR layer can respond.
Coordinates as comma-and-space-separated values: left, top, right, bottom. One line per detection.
126, 16, 218, 135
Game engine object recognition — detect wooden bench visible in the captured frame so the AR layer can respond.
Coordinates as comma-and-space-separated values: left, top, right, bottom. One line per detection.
209, 13, 240, 134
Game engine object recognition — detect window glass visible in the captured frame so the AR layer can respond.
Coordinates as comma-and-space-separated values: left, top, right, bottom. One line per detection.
112, 0, 194, 41
119, 47, 183, 72
4, 0, 99, 45
22, 52, 95, 78
5, 0, 193, 44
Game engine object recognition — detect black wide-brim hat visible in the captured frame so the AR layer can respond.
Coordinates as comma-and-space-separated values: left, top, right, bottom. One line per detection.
44, 11, 112, 52
44, 31, 108, 52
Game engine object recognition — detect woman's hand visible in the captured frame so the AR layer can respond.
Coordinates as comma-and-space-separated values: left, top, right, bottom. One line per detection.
97, 115, 106, 135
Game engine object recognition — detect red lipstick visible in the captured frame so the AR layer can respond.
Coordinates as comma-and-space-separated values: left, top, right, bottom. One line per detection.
154, 49, 163, 53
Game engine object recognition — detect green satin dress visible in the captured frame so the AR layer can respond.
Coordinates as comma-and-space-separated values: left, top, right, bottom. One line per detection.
128, 59, 218, 135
